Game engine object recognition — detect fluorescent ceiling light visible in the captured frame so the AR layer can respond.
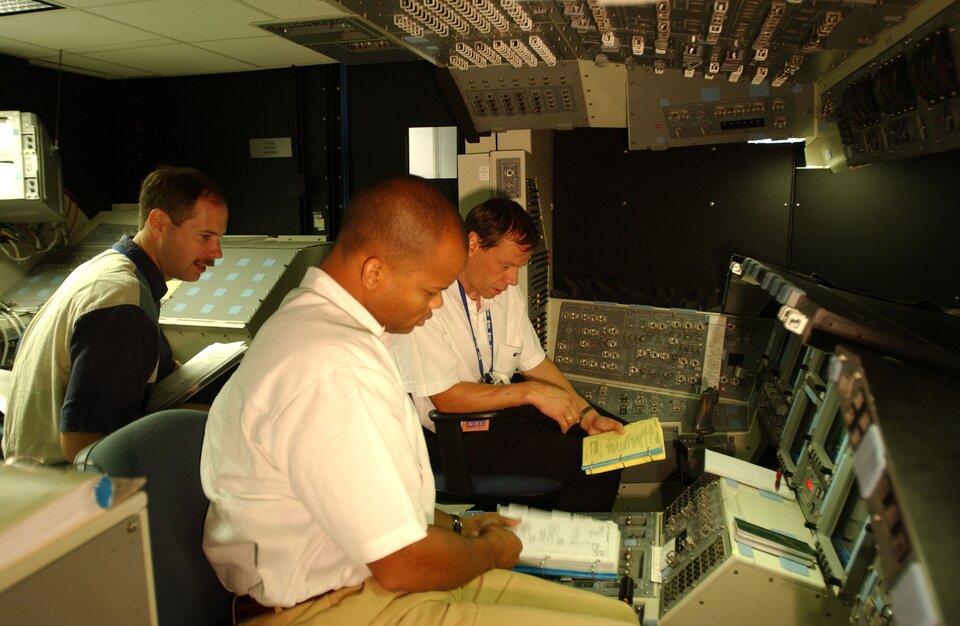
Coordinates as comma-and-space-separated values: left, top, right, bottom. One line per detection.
0, 0, 61, 16
747, 137, 807, 144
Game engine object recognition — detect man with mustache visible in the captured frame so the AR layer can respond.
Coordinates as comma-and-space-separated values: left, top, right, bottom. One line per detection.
2, 165, 228, 463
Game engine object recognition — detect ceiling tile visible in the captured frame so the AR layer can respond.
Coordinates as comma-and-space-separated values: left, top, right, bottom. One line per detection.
85, 0, 272, 42
70, 37, 169, 53
194, 35, 336, 67
240, 0, 349, 20
83, 42, 258, 75
0, 9, 160, 50
0, 35, 58, 59
53, 0, 142, 7
32, 52, 158, 78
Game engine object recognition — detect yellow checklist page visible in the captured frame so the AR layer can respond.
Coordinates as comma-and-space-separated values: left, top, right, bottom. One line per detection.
581, 418, 666, 475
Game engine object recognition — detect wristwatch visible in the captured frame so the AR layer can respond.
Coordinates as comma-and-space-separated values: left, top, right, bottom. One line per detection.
451, 514, 462, 534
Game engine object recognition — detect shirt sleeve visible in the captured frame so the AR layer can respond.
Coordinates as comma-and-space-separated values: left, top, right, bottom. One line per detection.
397, 315, 465, 397
61, 304, 160, 433
157, 329, 177, 381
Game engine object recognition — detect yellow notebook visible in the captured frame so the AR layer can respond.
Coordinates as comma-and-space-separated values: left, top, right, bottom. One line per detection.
581, 418, 666, 475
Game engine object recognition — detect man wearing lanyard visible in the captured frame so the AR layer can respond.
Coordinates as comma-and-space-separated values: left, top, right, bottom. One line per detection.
395, 197, 624, 511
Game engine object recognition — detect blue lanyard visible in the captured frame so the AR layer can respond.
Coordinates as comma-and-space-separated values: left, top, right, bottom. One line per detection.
457, 281, 494, 383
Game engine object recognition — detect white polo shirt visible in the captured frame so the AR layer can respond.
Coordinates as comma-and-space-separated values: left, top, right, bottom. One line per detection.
393, 281, 545, 430
201, 268, 435, 607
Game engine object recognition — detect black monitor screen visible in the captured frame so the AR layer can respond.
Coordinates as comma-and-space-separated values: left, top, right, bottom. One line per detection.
776, 334, 799, 372
823, 407, 847, 463
790, 396, 820, 463
818, 353, 833, 384
789, 352, 809, 389
830, 482, 867, 569
768, 331, 788, 369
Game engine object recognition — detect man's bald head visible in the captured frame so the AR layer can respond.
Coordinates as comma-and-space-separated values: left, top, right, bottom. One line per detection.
335, 176, 466, 269
324, 176, 468, 333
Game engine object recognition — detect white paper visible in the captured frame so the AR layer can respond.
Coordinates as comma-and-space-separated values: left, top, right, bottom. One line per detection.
704, 449, 796, 500
499, 504, 620, 575
146, 341, 246, 413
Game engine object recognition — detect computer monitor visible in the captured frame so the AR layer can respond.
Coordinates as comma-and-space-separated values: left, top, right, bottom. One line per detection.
821, 404, 847, 465
761, 324, 788, 368
815, 453, 874, 597
830, 482, 868, 570
787, 344, 811, 391
791, 383, 842, 525
773, 332, 803, 379
0, 111, 63, 223
812, 350, 834, 391
777, 382, 822, 476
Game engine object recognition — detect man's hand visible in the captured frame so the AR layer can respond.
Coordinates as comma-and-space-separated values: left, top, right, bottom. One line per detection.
460, 512, 519, 538
580, 408, 626, 436
477, 523, 522, 569
523, 381, 582, 433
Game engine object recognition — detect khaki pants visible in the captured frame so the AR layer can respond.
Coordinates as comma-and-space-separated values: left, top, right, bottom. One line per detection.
245, 569, 638, 625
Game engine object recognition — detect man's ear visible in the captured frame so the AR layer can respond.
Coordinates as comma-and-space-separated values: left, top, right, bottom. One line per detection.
360, 256, 385, 291
146, 208, 168, 234
467, 232, 480, 256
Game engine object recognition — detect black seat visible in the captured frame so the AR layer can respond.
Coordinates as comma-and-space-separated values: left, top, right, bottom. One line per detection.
77, 410, 233, 626
429, 408, 562, 510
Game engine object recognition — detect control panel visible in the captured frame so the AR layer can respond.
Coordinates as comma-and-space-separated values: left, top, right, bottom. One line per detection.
752, 333, 832, 447
571, 380, 698, 424
570, 379, 751, 436
554, 300, 772, 401
271, 0, 930, 149
658, 474, 728, 616
0, 222, 136, 312
523, 177, 549, 349
821, 2, 960, 166
849, 558, 895, 626
628, 67, 815, 150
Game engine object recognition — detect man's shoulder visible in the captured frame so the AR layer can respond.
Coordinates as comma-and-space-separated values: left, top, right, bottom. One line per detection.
256, 294, 385, 364
58, 253, 142, 311
70, 249, 138, 286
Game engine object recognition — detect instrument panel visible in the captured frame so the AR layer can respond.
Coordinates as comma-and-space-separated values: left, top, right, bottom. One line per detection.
553, 300, 772, 402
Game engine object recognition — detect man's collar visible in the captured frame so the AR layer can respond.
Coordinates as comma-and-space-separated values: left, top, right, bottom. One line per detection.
112, 234, 168, 301
308, 268, 386, 338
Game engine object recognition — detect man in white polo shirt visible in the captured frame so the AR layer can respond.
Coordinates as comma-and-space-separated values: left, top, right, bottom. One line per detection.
200, 178, 637, 625
395, 197, 624, 512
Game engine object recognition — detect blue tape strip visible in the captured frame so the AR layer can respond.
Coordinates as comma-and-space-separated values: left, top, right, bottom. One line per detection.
95, 476, 112, 508
759, 489, 784, 503
779, 556, 811, 576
